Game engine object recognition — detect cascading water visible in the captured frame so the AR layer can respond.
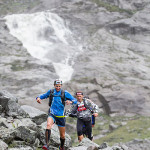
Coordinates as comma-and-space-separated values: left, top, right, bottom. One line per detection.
4, 11, 82, 82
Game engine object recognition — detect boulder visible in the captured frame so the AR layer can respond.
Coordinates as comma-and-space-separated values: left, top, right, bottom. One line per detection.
104, 87, 150, 116
78, 138, 99, 148
20, 105, 47, 125
0, 139, 8, 150
0, 126, 16, 143
69, 146, 89, 150
0, 91, 28, 117
14, 126, 37, 144
8, 146, 33, 150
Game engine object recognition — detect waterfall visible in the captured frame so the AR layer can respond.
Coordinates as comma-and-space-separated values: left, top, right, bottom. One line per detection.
4, 11, 82, 82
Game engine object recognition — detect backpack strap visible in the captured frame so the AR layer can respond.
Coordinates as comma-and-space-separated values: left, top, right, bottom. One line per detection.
83, 98, 94, 114
49, 89, 54, 107
60, 89, 66, 106
49, 89, 66, 107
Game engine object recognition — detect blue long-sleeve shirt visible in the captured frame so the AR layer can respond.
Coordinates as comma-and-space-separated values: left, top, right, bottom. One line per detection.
37, 89, 77, 116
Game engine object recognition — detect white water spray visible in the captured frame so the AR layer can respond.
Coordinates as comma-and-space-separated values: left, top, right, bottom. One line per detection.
4, 11, 82, 82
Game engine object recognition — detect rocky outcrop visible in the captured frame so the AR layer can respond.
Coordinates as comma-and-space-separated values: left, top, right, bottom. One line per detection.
0, 0, 150, 117
0, 91, 28, 117
55, 0, 150, 116
0, 139, 8, 150
126, 139, 150, 150
20, 105, 47, 125
0, 90, 72, 149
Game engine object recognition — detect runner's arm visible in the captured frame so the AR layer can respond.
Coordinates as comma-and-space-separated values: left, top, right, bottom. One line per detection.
36, 90, 51, 102
65, 90, 77, 104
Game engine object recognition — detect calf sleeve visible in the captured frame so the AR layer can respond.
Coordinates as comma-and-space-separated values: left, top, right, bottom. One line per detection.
45, 129, 51, 145
60, 137, 65, 148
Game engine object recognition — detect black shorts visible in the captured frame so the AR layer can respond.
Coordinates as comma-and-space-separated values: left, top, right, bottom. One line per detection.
49, 113, 66, 127
77, 118, 92, 139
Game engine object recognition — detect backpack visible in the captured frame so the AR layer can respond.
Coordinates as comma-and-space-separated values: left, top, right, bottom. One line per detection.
49, 89, 65, 107
82, 98, 94, 114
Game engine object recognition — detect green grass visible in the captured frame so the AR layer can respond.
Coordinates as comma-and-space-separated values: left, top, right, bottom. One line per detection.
93, 115, 150, 146
67, 114, 150, 146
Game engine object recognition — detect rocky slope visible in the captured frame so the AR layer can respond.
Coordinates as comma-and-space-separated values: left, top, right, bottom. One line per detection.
0, 0, 150, 116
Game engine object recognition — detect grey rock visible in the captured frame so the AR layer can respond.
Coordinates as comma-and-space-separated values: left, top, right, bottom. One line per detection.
20, 118, 37, 131
78, 138, 99, 148
0, 91, 28, 117
0, 117, 7, 128
109, 122, 119, 131
69, 146, 88, 150
104, 88, 150, 116
8, 146, 33, 150
99, 142, 108, 149
1, 117, 37, 130
0, 105, 2, 113
121, 144, 129, 150
126, 139, 150, 150
0, 126, 16, 143
14, 126, 37, 144
20, 105, 47, 125
0, 139, 8, 150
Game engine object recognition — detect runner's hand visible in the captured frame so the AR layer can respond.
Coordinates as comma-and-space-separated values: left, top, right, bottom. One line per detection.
93, 113, 98, 117
66, 100, 72, 105
37, 98, 41, 104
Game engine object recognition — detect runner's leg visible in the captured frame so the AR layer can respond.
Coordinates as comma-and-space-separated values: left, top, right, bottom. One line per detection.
77, 119, 84, 142
58, 126, 65, 148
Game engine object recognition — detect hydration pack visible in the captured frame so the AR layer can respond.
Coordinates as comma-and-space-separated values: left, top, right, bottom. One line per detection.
49, 89, 65, 107
82, 98, 94, 113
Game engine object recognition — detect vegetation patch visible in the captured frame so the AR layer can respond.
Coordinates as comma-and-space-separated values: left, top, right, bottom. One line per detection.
67, 114, 150, 146
93, 115, 150, 146
11, 60, 25, 71
0, 0, 40, 16
90, 0, 135, 15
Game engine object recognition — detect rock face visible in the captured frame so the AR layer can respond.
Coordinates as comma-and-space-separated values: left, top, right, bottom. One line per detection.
54, 0, 150, 116
0, 0, 150, 117
20, 105, 47, 125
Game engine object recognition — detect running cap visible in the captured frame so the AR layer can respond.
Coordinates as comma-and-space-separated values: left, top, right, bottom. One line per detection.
54, 79, 62, 85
